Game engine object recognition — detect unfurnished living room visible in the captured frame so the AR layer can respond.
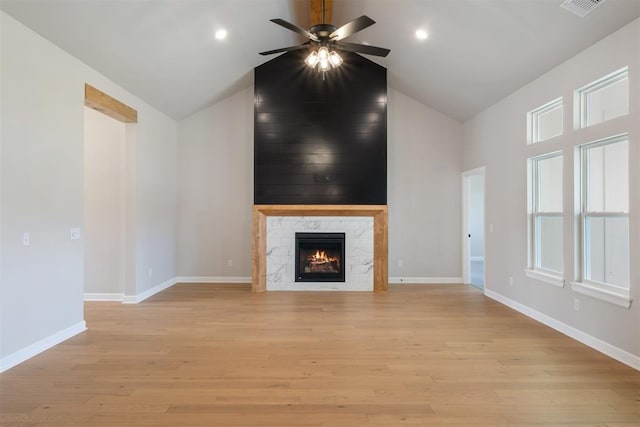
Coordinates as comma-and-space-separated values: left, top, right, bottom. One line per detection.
1, 0, 639, 425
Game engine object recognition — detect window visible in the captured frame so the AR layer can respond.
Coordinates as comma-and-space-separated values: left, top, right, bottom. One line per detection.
527, 97, 563, 144
576, 67, 629, 129
528, 152, 563, 284
574, 135, 630, 306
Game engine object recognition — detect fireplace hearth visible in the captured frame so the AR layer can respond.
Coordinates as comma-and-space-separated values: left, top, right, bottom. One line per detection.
295, 232, 345, 282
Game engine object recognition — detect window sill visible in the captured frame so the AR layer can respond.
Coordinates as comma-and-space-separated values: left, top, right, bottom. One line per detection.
570, 281, 632, 309
525, 269, 565, 287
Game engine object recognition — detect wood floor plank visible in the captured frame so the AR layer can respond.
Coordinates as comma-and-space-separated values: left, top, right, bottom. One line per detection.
0, 284, 638, 425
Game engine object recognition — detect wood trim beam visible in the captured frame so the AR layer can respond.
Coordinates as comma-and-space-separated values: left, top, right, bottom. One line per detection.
254, 204, 385, 217
84, 84, 138, 123
252, 205, 388, 293
310, 0, 332, 26
373, 209, 388, 291
252, 209, 267, 293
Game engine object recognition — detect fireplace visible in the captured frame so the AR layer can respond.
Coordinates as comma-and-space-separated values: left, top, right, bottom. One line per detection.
252, 206, 387, 292
295, 232, 345, 282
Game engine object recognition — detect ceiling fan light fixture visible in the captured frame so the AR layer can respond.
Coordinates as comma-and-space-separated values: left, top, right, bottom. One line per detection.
318, 46, 329, 60
317, 47, 332, 71
318, 58, 331, 71
328, 50, 343, 67
305, 51, 319, 67
306, 46, 341, 71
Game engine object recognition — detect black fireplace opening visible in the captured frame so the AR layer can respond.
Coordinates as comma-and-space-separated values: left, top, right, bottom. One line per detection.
295, 232, 345, 282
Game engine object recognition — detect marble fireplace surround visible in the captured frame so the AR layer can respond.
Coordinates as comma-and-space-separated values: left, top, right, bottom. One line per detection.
252, 205, 388, 292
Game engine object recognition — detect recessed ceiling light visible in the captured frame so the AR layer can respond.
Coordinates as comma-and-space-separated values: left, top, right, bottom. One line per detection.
214, 29, 228, 41
415, 29, 428, 41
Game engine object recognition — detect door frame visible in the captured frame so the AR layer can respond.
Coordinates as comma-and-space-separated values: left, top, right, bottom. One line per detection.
462, 167, 486, 287
83, 84, 138, 302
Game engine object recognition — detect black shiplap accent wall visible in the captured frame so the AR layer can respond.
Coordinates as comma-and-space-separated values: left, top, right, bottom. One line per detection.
254, 49, 387, 205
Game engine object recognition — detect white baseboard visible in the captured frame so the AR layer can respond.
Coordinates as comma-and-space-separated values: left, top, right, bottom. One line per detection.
485, 289, 640, 371
84, 293, 124, 301
121, 276, 252, 304
175, 276, 251, 284
123, 277, 176, 304
389, 277, 464, 284
0, 321, 87, 373
177, 277, 464, 285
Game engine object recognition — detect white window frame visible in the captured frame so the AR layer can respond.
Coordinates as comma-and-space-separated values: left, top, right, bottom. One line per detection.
571, 134, 631, 308
526, 151, 564, 287
527, 97, 563, 144
574, 66, 629, 129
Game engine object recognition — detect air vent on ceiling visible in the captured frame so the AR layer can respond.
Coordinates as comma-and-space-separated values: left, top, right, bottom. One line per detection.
560, 0, 607, 17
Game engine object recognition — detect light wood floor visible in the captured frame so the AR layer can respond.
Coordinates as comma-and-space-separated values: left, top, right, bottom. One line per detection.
1, 284, 638, 426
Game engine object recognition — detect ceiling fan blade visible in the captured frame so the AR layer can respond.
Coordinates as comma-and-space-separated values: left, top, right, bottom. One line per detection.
259, 44, 309, 56
270, 18, 319, 42
329, 15, 375, 41
335, 41, 390, 57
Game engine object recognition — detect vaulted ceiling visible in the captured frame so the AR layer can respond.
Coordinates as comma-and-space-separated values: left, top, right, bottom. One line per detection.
1, 0, 639, 122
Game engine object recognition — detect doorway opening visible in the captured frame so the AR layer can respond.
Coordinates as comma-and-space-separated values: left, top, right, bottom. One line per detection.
462, 167, 485, 290
83, 84, 137, 302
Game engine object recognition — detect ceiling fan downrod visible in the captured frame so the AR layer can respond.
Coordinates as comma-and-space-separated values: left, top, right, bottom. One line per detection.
322, 0, 326, 25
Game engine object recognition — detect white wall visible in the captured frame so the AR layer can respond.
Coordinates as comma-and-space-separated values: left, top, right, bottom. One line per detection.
0, 11, 177, 369
176, 87, 464, 282
176, 87, 254, 278
387, 89, 463, 280
133, 101, 177, 295
83, 107, 125, 295
462, 19, 640, 360
1, 11, 85, 364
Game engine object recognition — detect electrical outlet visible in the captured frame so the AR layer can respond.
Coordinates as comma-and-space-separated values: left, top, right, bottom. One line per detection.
509, 276, 514, 286
148, 268, 153, 277
22, 232, 30, 246
489, 224, 494, 233
227, 259, 233, 267
574, 298, 580, 311
398, 259, 404, 268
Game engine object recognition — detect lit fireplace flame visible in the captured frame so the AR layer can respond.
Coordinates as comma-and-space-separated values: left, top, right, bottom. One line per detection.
309, 250, 338, 266
302, 248, 341, 273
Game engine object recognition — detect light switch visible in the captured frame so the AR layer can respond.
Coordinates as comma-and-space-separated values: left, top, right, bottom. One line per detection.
22, 232, 30, 246
70, 228, 81, 240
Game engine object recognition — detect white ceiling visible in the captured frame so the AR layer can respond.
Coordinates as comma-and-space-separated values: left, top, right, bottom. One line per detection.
2, 0, 639, 122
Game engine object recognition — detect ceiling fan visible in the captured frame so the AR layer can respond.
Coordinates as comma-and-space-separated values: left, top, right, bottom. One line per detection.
259, 0, 390, 71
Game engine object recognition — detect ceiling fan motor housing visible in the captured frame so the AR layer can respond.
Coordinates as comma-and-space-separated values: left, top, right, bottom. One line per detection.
309, 24, 337, 40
